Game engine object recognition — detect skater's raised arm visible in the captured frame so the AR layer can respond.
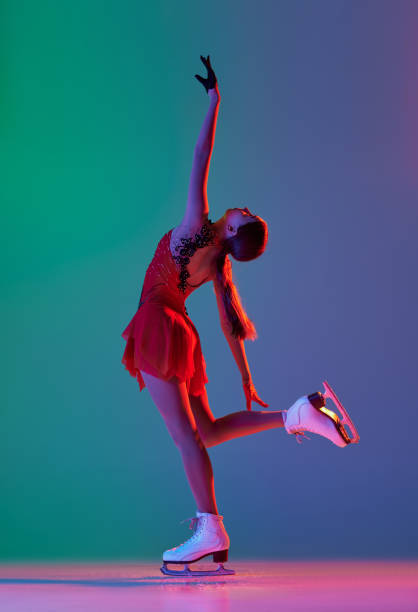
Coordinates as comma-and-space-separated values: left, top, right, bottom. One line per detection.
181, 56, 220, 228
194, 55, 220, 154
194, 84, 220, 153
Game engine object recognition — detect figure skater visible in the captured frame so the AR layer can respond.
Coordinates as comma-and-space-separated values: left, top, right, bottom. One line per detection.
121, 55, 359, 577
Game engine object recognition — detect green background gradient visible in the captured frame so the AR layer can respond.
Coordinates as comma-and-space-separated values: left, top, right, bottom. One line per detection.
2, 0, 418, 560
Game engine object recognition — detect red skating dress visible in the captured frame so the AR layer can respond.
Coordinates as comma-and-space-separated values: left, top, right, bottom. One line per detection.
121, 220, 216, 396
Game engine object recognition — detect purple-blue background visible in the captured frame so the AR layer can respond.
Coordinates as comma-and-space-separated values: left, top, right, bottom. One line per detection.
2, 0, 418, 560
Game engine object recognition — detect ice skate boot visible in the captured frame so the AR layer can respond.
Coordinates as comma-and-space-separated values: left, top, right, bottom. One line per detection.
283, 380, 360, 447
160, 510, 235, 576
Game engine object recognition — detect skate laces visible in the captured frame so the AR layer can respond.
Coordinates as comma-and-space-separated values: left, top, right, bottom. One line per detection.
180, 516, 199, 530
294, 431, 311, 444
172, 516, 202, 547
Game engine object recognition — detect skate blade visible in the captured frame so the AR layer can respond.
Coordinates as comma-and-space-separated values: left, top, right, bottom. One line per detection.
322, 380, 360, 444
160, 562, 235, 576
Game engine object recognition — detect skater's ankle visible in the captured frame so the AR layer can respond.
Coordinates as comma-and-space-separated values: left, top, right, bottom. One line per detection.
197, 508, 219, 516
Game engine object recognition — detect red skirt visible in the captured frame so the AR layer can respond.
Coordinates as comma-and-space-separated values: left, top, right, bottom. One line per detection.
121, 299, 208, 396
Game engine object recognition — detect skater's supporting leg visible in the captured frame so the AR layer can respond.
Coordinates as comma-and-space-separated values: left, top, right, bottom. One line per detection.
189, 387, 285, 448
140, 370, 219, 515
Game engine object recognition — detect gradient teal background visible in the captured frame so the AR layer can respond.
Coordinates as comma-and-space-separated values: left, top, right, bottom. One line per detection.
2, 0, 418, 561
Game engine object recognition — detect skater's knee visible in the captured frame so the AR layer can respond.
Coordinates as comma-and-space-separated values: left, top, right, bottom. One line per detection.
174, 424, 214, 449
171, 424, 205, 452
188, 389, 217, 448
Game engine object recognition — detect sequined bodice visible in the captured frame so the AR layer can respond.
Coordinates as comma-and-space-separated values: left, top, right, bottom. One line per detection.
138, 220, 216, 315
170, 220, 216, 292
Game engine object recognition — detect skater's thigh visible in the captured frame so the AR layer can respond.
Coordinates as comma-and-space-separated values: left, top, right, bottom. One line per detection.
140, 370, 200, 447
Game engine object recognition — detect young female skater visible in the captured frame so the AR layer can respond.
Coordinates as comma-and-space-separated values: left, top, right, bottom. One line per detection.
121, 55, 359, 576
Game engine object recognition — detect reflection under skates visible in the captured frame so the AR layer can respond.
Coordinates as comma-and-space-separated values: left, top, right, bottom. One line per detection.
160, 510, 235, 576
284, 380, 360, 447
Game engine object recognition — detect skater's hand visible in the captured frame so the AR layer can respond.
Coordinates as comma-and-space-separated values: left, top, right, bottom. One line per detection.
243, 380, 269, 411
195, 55, 219, 97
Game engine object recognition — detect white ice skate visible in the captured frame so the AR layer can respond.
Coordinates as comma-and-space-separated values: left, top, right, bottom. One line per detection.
283, 380, 360, 447
160, 510, 235, 576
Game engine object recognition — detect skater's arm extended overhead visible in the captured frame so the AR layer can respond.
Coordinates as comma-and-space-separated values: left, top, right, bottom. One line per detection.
181, 56, 220, 228
194, 55, 220, 154
182, 89, 220, 227
194, 85, 220, 154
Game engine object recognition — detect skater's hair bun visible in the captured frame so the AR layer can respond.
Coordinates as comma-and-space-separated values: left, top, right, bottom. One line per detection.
214, 219, 268, 340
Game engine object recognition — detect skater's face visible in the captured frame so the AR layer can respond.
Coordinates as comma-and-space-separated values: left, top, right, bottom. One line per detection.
224, 207, 259, 236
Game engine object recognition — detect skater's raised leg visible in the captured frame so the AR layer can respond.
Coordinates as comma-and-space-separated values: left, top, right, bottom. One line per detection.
189, 385, 357, 448
189, 386, 286, 448
140, 370, 219, 515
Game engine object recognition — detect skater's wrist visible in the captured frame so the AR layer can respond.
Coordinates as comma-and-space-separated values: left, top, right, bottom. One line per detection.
208, 84, 220, 101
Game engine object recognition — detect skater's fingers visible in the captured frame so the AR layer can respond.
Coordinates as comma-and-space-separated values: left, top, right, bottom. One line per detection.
254, 393, 269, 407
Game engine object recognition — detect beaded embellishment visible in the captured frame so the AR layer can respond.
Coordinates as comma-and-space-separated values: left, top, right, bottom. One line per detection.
172, 219, 216, 293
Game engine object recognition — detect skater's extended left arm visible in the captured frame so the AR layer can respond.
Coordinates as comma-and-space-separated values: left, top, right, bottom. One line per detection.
214, 280, 269, 411
225, 333, 269, 411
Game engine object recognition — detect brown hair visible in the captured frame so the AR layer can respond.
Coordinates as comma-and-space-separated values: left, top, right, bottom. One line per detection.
214, 219, 268, 340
